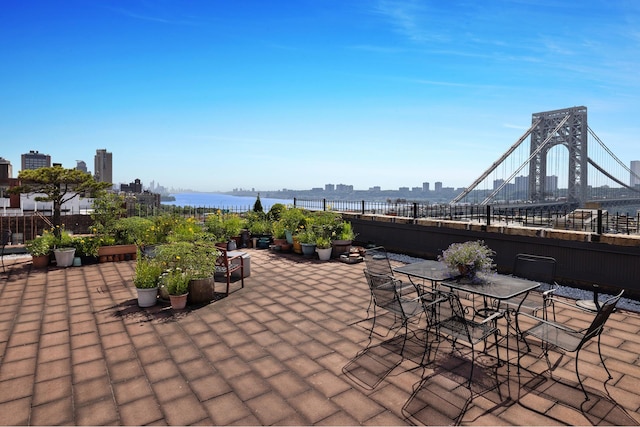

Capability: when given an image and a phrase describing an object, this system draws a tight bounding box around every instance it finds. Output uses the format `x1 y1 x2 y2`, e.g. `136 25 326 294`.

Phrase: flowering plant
439 240 495 277
164 268 190 295
134 256 163 289
25 232 55 256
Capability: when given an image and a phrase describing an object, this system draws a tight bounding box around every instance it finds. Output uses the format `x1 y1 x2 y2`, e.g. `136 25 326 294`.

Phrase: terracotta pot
169 293 189 310
31 254 50 269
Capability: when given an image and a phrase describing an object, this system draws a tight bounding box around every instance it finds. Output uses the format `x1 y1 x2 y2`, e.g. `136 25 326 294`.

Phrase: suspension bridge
451 106 640 210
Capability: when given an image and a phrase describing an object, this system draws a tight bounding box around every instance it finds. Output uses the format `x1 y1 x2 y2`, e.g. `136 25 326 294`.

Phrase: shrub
134 256 163 289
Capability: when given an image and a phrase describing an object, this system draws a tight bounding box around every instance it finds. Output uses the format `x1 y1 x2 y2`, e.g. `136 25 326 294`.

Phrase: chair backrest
363 269 400 310
364 246 393 277
513 253 557 284
583 290 624 342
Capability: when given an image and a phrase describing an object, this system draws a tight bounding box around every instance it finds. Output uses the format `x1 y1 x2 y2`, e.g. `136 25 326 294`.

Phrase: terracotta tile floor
1 249 639 425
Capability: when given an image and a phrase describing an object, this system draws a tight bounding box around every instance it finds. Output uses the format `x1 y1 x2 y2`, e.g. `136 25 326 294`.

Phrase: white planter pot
316 247 332 261
54 248 76 267
136 287 158 308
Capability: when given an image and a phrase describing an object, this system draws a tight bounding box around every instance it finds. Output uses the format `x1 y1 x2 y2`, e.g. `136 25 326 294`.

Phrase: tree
253 193 263 213
9 166 112 237
90 191 126 234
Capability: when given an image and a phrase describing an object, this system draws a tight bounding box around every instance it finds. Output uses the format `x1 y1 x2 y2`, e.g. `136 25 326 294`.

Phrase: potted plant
331 221 356 258
165 268 191 309
315 236 333 261
71 235 101 265
25 232 55 268
154 240 220 305
52 228 76 268
438 240 496 280
297 228 317 257
133 255 163 307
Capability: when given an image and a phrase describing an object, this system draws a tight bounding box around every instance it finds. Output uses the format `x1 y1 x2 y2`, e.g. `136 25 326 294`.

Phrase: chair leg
575 348 589 400
369 306 377 338
597 335 613 380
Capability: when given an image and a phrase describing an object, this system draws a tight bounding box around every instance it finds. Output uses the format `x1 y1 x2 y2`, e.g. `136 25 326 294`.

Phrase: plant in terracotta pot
154 240 220 304
164 268 191 309
438 240 496 281
25 232 55 268
133 255 163 307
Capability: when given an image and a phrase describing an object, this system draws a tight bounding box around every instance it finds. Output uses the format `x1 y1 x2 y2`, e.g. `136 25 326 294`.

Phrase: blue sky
1 0 639 193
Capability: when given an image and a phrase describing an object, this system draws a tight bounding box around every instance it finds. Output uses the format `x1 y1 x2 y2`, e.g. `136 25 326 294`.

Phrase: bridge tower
529 106 588 205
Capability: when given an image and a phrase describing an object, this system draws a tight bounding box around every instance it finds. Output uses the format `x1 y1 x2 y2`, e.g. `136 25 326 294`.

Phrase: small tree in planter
9 166 111 239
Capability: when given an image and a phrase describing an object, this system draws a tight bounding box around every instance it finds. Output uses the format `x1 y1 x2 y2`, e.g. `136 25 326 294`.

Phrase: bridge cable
480 115 570 205
450 118 542 204
588 127 640 184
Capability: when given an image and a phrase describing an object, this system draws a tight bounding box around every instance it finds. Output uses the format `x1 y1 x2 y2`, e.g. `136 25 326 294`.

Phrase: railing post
597 209 603 235
293 197 297 208
413 203 418 219
486 205 491 226
361 200 365 215
323 198 326 211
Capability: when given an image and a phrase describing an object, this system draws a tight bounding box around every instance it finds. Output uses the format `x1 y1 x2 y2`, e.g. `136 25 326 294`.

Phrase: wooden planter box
98 244 138 262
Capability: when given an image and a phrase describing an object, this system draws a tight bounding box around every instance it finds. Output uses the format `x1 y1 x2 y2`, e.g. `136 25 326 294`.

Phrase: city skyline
2 1 639 192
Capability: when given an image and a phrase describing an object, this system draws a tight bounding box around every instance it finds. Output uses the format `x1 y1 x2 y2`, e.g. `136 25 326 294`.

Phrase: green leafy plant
315 236 332 249
133 256 163 289
71 235 101 257
297 228 316 244
336 221 356 241
439 240 495 276
111 217 154 245
164 268 190 295
25 232 55 256
154 240 219 279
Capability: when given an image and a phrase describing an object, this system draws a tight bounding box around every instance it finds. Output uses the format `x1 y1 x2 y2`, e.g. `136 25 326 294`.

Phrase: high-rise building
422 182 430 192
21 150 51 170
0 157 12 180
434 182 443 192
631 161 640 188
76 160 88 173
94 149 113 184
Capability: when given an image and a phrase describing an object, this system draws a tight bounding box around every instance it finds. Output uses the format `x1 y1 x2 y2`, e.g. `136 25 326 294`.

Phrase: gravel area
388 252 640 313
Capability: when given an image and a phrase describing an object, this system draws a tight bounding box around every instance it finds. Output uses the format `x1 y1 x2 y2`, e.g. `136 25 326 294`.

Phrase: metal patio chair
363 246 417 313
363 269 444 361
434 290 504 387
501 253 559 316
517 289 624 400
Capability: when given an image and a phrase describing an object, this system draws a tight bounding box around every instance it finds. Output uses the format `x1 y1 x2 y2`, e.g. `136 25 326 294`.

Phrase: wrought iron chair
434 290 504 387
363 246 417 313
363 269 444 360
501 253 558 316
517 289 624 400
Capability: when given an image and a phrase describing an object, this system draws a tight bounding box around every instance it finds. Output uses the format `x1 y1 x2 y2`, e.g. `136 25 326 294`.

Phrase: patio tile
2 249 640 425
